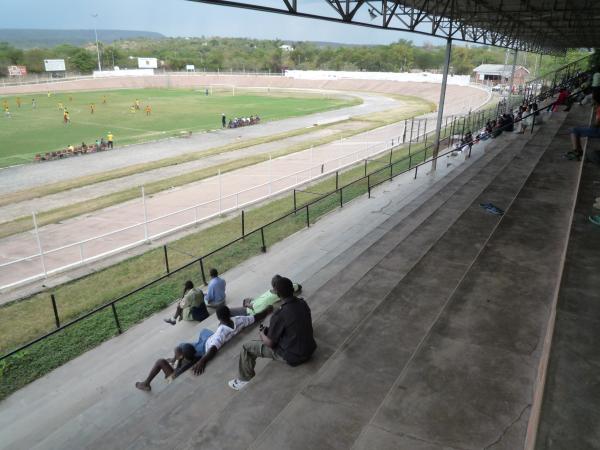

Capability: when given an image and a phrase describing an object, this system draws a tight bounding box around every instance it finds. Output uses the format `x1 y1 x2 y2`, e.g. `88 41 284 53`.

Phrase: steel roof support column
506 49 518 113
432 37 452 172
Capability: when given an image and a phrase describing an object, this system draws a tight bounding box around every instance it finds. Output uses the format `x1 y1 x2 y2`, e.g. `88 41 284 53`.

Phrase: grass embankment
0 88 356 167
0 137 431 400
0 95 432 239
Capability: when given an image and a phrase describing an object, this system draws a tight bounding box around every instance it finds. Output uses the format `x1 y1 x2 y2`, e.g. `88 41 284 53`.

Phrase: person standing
145 104 152 116
16 97 21 108
107 132 114 149
31 98 36 109
228 277 316 391
221 113 226 128
90 103 96 114
205 268 226 308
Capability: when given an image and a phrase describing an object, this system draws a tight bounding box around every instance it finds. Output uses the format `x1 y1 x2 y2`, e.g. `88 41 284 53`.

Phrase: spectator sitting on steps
205 268 226 308
164 280 208 325
565 103 600 162
228 274 302 317
228 276 316 391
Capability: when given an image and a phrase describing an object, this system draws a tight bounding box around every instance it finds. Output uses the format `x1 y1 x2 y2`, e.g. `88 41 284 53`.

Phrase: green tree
69 49 96 73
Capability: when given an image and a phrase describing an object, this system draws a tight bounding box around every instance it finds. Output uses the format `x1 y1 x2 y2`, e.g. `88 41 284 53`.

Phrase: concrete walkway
0 130 498 450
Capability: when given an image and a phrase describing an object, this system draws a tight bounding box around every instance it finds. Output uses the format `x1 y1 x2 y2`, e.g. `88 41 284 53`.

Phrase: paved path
0 133 493 449
0 87 490 291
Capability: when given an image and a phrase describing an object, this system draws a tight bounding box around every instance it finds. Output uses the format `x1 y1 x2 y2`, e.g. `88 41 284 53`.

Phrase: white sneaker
228 378 249 391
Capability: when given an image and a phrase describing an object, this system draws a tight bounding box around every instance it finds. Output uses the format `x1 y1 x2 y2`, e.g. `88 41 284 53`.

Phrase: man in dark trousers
221 113 226 128
228 276 316 390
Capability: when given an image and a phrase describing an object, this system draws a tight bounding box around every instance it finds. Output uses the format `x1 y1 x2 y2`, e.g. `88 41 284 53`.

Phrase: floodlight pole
92 14 102 72
506 50 518 113
432 37 452 172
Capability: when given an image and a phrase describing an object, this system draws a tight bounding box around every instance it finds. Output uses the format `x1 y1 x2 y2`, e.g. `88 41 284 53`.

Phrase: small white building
473 64 530 86
279 44 294 52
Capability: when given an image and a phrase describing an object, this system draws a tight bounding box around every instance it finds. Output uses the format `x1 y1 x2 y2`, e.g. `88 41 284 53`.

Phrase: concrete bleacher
0 105 590 449
535 118 600 450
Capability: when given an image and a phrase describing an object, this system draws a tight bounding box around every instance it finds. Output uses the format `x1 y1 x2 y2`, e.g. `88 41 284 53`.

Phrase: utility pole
92 13 102 72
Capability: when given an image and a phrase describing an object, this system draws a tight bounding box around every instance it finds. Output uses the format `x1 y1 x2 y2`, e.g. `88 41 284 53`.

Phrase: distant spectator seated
229 275 302 316
205 268 226 308
135 305 273 391
566 104 600 162
228 277 316 391
164 280 208 325
553 87 571 112
460 131 474 152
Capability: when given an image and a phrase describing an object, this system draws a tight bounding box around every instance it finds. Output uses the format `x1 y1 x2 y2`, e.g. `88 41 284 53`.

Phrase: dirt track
0 73 484 112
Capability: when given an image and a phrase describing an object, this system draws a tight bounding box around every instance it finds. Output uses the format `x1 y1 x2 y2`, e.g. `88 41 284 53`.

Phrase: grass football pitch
0 88 356 168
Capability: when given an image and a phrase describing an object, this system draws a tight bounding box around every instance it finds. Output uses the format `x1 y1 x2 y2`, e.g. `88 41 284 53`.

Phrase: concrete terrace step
77 125 529 450
0 117 543 450
167 123 564 449
535 112 600 450
354 110 583 450
1 129 511 450
235 115 566 450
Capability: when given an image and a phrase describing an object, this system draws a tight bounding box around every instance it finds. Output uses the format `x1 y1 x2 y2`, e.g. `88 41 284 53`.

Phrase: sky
0 0 444 46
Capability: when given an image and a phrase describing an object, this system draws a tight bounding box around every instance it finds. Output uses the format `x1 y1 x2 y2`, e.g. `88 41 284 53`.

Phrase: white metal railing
0 132 423 290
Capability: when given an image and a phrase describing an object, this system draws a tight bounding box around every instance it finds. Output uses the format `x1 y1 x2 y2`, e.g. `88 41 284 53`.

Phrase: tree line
0 36 591 79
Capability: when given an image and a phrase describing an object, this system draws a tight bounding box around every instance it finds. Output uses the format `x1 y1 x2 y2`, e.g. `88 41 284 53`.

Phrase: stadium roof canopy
188 0 600 53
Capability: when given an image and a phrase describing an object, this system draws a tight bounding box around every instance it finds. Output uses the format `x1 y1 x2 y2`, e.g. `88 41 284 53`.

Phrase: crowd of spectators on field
228 115 260 128
34 133 115 162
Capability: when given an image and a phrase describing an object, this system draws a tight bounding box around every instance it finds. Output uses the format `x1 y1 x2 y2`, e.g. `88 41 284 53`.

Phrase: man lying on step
135 305 273 391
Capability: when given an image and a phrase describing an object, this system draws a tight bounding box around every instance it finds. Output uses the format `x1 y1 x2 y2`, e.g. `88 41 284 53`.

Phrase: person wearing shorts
568 105 600 161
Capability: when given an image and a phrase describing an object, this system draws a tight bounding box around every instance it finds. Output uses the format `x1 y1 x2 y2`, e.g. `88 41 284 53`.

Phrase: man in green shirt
229 275 302 316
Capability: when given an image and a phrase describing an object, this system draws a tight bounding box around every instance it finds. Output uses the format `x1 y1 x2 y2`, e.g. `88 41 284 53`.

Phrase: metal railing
523 54 591 103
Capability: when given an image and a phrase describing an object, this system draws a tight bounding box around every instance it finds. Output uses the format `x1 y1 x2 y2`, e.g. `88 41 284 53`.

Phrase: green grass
0 88 355 167
0 140 427 400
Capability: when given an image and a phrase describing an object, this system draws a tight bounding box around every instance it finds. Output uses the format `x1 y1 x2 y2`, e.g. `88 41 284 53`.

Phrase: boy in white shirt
135 305 273 391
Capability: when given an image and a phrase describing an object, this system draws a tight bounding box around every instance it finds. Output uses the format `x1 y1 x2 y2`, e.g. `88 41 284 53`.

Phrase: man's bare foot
135 381 151 392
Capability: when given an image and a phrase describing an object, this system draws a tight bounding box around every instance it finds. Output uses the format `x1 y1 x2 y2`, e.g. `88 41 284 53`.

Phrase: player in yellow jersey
102 95 107 104
16 97 21 108
58 102 64 111
135 99 141 110
4 105 11 118
90 103 96 114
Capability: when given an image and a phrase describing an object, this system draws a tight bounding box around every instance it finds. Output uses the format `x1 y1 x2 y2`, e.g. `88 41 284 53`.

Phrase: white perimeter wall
285 70 471 86
93 69 155 78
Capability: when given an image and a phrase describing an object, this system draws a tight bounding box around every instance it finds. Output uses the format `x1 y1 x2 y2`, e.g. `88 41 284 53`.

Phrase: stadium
0 0 599 449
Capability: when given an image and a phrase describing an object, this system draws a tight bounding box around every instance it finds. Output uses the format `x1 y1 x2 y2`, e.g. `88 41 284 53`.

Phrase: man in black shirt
228 277 316 390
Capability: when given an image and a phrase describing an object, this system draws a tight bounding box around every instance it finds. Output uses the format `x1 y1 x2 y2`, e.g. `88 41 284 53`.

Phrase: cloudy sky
0 0 442 45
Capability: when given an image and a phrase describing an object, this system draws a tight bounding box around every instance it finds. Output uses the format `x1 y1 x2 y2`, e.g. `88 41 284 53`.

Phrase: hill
0 29 165 48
